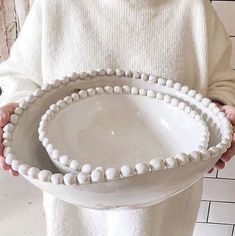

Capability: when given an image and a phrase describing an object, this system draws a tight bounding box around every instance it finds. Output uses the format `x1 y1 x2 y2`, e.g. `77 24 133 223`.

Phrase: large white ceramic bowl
39 86 209 176
2 69 233 209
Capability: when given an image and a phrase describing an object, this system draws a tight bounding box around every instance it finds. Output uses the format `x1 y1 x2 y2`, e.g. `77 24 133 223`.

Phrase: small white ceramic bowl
39 86 209 175
2 69 233 209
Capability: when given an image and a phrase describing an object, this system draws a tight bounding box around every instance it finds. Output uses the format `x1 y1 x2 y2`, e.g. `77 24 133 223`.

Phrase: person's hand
0 103 19 176
208 105 235 173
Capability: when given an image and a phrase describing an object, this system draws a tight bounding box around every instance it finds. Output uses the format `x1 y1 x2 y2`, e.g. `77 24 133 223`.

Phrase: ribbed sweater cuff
208 91 235 106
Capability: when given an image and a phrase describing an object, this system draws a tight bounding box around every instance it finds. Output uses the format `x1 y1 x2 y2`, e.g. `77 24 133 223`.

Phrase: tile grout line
204 177 235 181
202 200 235 204
206 201 211 223
231 225 235 236
197 222 235 226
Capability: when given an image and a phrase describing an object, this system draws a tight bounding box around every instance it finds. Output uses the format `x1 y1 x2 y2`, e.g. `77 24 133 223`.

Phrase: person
0 0 235 235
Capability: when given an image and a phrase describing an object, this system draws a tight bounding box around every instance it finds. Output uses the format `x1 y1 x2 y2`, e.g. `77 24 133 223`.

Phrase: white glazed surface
41 90 209 174
2 70 233 209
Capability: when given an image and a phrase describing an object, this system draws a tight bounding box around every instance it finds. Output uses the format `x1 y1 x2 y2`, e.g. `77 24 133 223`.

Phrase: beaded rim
2 69 233 186
38 85 210 179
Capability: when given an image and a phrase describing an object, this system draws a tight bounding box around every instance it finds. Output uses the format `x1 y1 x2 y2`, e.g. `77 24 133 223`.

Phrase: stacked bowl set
2 69 233 209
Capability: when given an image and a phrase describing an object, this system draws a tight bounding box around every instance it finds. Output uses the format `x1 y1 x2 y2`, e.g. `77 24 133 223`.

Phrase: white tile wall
194 1 235 236
218 158 235 179
194 223 233 236
197 201 210 223
202 178 235 202
209 202 235 224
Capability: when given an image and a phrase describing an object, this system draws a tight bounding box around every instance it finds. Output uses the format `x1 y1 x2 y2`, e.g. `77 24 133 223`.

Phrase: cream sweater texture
0 0 235 235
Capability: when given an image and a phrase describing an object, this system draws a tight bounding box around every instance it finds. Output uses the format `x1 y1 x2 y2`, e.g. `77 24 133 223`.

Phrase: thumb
221 105 235 126
227 114 235 126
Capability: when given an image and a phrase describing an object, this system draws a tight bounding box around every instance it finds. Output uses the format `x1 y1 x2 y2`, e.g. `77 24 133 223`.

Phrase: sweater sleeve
0 0 43 106
205 3 235 106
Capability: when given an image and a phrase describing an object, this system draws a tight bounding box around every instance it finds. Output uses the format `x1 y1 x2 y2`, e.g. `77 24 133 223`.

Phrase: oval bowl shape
2 69 233 209
39 87 209 174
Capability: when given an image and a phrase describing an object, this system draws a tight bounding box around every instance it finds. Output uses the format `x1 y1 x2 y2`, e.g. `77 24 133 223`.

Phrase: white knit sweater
0 0 235 235
0 0 235 106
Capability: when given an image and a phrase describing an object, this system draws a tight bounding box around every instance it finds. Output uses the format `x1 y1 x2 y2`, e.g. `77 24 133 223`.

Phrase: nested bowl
2 69 233 209
39 86 209 176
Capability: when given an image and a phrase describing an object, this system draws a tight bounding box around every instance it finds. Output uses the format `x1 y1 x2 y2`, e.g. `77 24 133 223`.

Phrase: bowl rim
38 85 210 179
2 69 233 186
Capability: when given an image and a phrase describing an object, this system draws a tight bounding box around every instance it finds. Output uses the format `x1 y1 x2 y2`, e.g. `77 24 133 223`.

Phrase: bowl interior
47 94 206 168
11 75 222 170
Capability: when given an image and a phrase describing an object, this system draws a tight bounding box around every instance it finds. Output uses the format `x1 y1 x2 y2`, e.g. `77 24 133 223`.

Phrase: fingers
215 160 225 170
208 167 214 174
0 156 11 171
0 143 3 156
221 137 235 162
0 103 19 177
221 146 235 163
214 125 234 170
10 169 19 177
222 133 235 161
0 113 10 128
227 114 235 126
0 156 19 176
0 103 17 127
1 162 11 171
0 103 17 113
0 128 3 142
219 116 235 162
0 155 5 166
221 153 233 163
221 105 235 125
